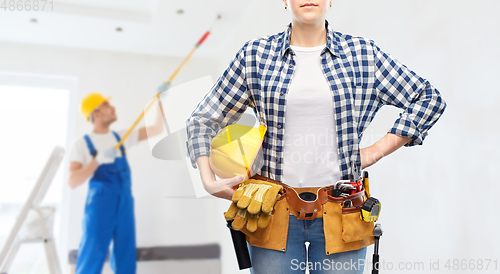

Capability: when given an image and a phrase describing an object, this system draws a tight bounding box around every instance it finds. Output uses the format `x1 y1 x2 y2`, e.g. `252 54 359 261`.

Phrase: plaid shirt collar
279 20 340 60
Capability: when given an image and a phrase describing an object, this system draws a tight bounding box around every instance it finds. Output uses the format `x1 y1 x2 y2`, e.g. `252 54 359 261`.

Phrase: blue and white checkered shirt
186 21 446 183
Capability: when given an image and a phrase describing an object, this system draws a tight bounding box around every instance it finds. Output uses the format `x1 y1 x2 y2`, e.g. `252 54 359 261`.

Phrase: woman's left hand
360 133 413 169
360 146 384 169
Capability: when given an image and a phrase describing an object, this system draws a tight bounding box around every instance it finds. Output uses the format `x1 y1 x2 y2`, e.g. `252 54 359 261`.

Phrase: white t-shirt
282 44 342 188
69 130 139 166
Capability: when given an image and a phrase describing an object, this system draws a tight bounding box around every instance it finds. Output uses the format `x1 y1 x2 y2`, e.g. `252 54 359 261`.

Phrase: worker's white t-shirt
282 44 342 188
69 130 139 166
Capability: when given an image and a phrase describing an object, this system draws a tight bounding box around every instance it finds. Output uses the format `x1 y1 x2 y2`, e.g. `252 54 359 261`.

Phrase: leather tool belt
251 174 365 220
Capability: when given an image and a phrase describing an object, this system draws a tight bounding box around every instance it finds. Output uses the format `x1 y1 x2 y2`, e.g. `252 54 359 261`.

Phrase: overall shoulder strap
83 135 97 158
112 131 126 155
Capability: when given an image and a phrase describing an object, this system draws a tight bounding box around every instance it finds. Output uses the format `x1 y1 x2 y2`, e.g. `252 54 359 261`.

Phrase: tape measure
358 197 381 222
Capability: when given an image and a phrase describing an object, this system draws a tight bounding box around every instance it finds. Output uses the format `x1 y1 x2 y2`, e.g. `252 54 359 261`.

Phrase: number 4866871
1 0 54 12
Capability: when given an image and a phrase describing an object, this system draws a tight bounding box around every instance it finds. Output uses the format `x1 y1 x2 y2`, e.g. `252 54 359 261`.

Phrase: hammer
372 223 383 274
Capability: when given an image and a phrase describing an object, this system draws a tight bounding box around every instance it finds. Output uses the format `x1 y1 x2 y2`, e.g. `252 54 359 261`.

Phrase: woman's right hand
205 174 245 200
195 155 245 200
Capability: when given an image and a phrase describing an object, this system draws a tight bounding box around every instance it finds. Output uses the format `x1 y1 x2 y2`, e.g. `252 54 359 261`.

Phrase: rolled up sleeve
372 41 446 146
185 44 252 168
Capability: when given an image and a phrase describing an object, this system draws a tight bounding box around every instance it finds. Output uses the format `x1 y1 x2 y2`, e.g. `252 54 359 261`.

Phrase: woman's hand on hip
360 146 384 169
360 133 413 169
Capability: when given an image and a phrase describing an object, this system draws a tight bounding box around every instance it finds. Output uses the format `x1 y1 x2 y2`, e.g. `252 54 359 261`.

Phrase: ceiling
0 0 460 59
0 0 290 58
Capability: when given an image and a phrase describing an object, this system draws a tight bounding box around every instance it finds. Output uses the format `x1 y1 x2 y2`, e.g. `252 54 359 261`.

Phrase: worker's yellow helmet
209 124 266 179
80 93 112 122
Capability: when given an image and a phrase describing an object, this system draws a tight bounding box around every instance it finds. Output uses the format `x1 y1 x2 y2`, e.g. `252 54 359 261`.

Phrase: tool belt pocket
241 197 290 251
341 207 374 243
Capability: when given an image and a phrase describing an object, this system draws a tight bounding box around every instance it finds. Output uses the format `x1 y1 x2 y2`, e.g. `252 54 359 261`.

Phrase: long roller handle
114 16 219 149
115 93 159 149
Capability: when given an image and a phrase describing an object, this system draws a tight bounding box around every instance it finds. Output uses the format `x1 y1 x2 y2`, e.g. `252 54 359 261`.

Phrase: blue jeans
249 215 367 274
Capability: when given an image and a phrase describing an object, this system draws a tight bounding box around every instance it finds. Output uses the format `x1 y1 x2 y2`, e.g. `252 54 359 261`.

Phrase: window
0 84 70 273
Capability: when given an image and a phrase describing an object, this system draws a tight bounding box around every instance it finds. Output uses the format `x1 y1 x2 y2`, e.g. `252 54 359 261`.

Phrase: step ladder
0 146 65 274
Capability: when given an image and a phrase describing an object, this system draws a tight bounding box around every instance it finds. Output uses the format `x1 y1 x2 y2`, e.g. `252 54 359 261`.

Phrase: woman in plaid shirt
187 0 446 273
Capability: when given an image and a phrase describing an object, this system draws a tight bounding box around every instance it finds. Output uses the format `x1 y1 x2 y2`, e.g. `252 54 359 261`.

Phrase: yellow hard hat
209 124 266 179
80 93 112 122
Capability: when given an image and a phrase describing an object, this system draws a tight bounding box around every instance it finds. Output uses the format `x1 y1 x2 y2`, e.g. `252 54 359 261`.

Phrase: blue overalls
76 132 136 274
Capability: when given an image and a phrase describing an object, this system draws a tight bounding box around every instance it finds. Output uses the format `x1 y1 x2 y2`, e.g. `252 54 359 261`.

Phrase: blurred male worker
68 92 162 274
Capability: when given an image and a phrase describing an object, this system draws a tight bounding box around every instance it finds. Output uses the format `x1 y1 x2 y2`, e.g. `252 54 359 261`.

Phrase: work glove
95 148 118 165
224 179 282 232
157 82 170 95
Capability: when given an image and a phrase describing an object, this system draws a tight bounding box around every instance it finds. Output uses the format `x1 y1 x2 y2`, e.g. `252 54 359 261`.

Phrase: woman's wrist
361 145 383 169
361 133 412 169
